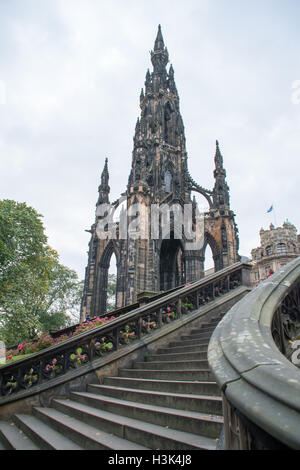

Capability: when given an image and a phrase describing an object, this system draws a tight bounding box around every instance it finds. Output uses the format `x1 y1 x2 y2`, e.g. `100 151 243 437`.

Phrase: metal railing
0 262 250 405
208 257 300 450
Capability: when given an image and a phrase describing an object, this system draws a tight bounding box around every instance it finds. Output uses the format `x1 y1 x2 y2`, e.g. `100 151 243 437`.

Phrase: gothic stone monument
81 26 240 319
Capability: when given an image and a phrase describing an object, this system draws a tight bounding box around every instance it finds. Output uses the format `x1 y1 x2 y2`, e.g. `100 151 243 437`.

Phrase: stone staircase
0 313 225 450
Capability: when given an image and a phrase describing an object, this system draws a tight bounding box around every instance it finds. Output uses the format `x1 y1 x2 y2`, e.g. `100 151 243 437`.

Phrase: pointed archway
95 241 120 315
204 243 215 275
159 236 185 291
202 232 223 273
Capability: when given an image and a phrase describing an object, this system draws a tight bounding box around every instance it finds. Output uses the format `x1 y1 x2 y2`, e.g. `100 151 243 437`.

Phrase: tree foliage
0 200 83 345
106 274 117 312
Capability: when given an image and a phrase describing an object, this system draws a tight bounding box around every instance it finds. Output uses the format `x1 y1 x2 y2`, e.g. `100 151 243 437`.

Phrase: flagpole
273 205 277 226
267 203 277 226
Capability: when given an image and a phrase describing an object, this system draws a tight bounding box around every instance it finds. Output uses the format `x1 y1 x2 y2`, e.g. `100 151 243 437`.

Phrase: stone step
156 345 208 354
13 414 82 450
189 332 214 339
148 351 207 362
33 406 148 450
134 360 209 370
195 321 219 329
0 421 39 450
71 391 223 439
104 377 220 396
169 338 210 347
194 322 218 328
190 327 216 335
88 384 223 415
118 368 214 381
210 317 222 323
181 334 213 341
52 398 217 450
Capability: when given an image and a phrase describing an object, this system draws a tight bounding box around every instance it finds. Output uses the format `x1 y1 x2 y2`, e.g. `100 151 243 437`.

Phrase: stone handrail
0 262 251 406
48 283 186 340
208 257 300 450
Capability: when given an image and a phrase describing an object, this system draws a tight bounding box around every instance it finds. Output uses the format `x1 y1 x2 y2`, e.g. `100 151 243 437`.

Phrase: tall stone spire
214 140 224 171
213 141 230 209
151 25 169 92
97 158 110 205
154 24 165 51
128 25 188 197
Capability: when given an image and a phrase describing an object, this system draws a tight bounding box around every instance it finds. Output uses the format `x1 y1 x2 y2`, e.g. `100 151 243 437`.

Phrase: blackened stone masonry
81 26 240 319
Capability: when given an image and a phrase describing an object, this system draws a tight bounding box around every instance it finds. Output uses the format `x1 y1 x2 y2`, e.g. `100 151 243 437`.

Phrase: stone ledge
208 257 300 449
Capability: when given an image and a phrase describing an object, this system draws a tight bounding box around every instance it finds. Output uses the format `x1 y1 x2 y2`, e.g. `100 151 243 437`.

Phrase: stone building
80 26 240 319
251 221 300 286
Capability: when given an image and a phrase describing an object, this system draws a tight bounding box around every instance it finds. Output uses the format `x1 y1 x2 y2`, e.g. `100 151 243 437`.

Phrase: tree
38 264 84 332
106 274 117 312
0 200 48 276
0 200 83 345
0 200 56 344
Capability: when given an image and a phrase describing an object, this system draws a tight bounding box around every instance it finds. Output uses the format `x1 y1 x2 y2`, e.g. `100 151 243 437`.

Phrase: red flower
18 344 23 351
7 355 12 360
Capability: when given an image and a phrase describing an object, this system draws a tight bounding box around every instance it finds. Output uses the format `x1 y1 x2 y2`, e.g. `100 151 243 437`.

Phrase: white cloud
1 0 300 278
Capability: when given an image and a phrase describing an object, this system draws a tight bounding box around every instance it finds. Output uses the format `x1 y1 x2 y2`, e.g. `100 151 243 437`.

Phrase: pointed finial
168 63 178 96
134 117 142 142
151 25 169 82
145 69 151 87
145 68 153 94
215 140 224 170
97 158 110 206
154 24 164 51
101 158 109 184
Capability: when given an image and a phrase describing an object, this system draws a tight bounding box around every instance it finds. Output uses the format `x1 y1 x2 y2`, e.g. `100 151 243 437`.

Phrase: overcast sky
1 0 300 278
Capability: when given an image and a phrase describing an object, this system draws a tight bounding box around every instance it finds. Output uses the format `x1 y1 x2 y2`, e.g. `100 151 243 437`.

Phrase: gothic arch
159 235 185 291
95 241 121 315
191 188 213 210
164 160 175 175
202 232 223 272
164 100 174 113
164 169 172 193
99 240 120 268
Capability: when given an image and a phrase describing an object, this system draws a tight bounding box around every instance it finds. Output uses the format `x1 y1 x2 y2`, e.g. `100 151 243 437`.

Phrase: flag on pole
267 205 273 213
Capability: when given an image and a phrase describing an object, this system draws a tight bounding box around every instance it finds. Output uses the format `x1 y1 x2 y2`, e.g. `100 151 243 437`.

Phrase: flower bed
5 315 120 363
182 297 193 312
3 302 181 365
164 306 176 323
